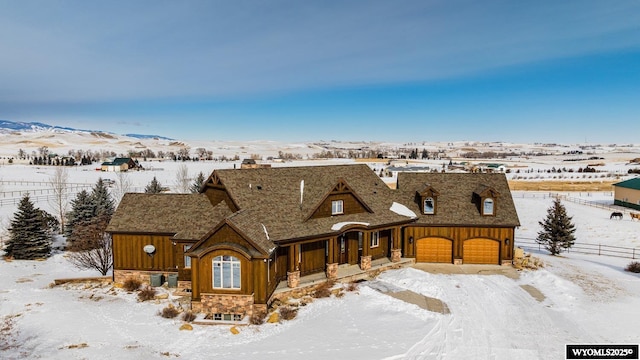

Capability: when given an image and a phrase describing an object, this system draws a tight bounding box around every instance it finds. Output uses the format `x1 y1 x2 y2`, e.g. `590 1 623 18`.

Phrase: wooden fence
515 237 638 260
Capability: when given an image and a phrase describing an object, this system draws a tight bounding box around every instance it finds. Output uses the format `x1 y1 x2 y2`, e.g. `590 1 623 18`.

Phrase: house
107 164 519 321
612 177 640 211
240 158 271 169
101 157 138 172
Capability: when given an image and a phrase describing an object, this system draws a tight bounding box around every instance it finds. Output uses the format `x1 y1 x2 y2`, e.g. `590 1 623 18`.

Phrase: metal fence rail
516 237 638 260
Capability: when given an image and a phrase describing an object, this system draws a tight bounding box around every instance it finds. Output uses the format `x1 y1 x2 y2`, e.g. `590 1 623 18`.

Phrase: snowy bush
137 286 156 302
279 306 298 321
159 305 179 319
625 261 640 273
182 311 197 322
123 278 142 292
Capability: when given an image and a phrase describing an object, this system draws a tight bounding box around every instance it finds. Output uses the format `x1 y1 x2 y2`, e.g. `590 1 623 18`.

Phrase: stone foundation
390 249 402 262
326 263 338 280
453 258 463 265
501 260 513 266
174 280 192 296
192 293 255 319
287 271 300 288
114 269 172 286
359 255 372 271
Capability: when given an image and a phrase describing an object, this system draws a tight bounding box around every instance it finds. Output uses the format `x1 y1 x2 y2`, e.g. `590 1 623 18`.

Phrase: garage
416 237 452 263
463 238 499 264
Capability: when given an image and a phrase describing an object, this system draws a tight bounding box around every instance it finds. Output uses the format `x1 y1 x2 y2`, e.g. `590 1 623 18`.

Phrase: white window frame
331 200 344 215
483 198 494 215
370 231 380 248
183 244 192 268
423 197 435 214
212 255 241 289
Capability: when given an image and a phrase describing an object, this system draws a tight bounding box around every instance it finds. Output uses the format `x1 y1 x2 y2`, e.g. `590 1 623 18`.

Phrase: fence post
598 244 601 256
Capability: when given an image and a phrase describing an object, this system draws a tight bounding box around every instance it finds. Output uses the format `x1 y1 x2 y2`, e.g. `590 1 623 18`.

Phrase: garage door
463 239 499 264
416 237 452 263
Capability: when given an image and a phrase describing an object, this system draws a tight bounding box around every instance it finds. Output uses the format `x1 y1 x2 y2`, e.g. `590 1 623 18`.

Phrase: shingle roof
214 164 414 242
106 193 232 241
613 177 640 191
395 173 520 227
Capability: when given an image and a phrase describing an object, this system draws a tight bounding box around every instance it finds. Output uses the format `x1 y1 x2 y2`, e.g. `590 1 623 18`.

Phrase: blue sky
1 0 639 143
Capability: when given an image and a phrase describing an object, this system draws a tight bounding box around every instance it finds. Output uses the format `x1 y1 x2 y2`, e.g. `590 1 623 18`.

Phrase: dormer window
483 198 494 215
331 200 344 215
423 197 435 214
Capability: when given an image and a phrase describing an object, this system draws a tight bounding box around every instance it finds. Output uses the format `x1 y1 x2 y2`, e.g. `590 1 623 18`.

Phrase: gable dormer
307 178 373 220
202 172 239 212
416 184 440 215
472 184 500 216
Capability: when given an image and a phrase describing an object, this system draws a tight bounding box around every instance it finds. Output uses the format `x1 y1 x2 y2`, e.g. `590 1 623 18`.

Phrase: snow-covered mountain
0 119 172 140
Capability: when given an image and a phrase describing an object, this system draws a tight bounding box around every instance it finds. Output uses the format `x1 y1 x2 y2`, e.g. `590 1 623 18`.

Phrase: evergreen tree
145 176 164 194
65 190 95 245
536 197 576 255
190 171 206 193
421 149 429 159
6 194 52 259
92 178 115 217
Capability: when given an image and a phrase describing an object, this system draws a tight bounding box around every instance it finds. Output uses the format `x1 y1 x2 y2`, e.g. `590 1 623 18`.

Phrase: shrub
312 281 333 299
160 305 179 319
249 312 266 325
625 261 640 273
137 286 156 302
123 278 142 292
182 311 197 322
279 306 298 321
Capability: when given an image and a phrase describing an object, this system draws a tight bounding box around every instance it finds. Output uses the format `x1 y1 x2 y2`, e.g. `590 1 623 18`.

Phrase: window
183 244 192 268
331 200 344 215
213 313 243 322
483 198 494 215
423 197 435 214
213 255 241 289
370 231 380 248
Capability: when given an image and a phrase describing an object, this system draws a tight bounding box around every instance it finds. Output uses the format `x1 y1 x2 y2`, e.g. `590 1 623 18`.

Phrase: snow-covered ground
1 157 640 360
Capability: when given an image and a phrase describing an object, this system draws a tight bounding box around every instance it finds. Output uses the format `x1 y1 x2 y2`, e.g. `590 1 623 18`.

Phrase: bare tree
177 146 191 161
174 164 191 193
113 171 133 205
48 167 69 234
67 215 113 275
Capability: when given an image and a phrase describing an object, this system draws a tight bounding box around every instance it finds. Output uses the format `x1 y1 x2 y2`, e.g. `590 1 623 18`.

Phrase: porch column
391 227 402 262
360 231 372 270
287 245 300 288
326 237 338 280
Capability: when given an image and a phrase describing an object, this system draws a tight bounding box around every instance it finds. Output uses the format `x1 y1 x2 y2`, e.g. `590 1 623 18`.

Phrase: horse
610 211 623 220
631 212 640 221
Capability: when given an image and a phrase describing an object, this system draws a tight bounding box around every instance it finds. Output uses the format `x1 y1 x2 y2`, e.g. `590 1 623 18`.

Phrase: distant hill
0 119 173 140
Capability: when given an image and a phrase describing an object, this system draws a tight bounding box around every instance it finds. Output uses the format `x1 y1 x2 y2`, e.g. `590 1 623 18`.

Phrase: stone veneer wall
192 293 256 318
113 269 174 285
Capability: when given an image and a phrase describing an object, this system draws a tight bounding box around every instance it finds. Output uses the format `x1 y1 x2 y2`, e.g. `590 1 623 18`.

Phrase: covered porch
270 256 415 302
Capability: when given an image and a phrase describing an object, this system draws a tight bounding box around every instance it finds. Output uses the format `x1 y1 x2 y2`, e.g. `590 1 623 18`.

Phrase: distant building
240 158 271 169
612 177 640 211
101 158 138 172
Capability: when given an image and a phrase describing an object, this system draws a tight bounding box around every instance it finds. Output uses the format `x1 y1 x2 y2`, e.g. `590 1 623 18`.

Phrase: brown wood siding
203 187 238 211
112 233 177 271
198 224 259 254
300 241 326 276
369 230 390 260
275 247 288 283
197 249 253 296
175 240 196 281
252 258 268 304
403 226 514 261
310 193 369 219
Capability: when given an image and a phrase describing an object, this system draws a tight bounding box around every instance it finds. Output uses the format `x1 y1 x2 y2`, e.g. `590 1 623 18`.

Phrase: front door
339 236 348 264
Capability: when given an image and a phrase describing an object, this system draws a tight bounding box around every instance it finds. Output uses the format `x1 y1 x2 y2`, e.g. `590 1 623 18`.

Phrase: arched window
483 198 494 215
213 255 241 289
423 197 435 214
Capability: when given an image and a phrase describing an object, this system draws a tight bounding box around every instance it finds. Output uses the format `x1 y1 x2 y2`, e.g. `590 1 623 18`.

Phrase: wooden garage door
416 237 452 263
463 239 499 264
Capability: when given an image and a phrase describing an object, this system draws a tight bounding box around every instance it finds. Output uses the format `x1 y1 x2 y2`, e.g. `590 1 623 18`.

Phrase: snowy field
1 160 640 360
